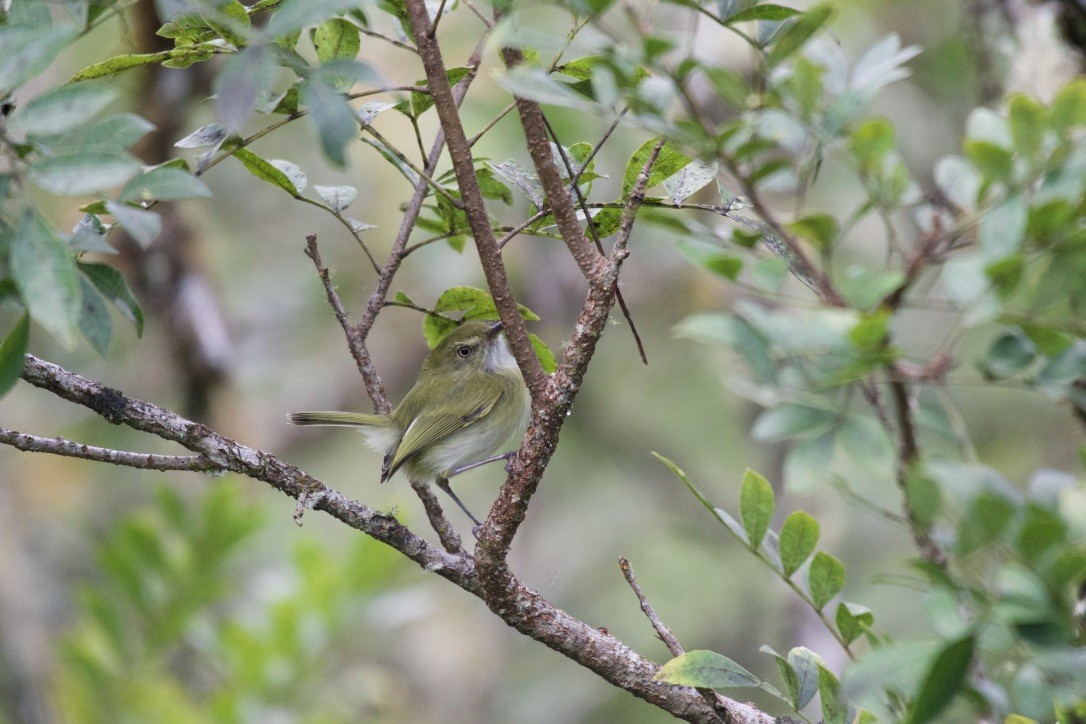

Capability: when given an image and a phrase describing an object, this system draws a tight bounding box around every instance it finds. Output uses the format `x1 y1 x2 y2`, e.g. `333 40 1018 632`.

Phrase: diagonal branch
6 353 773 723
404 0 547 400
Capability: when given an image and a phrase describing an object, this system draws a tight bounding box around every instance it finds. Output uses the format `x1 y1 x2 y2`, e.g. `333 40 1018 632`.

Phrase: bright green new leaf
69 50 180 82
312 18 360 64
807 551 846 609
779 510 819 577
412 67 471 117
654 650 760 689
530 333 557 374
788 213 836 250
907 636 975 724
623 137 692 195
77 275 112 357
849 117 894 173
78 262 144 336
1050 78 1086 133
233 147 301 195
739 468 775 550
11 211 80 349
0 314 30 398
6 83 118 137
677 240 743 279
965 140 1013 181
703 67 749 107
1007 93 1047 159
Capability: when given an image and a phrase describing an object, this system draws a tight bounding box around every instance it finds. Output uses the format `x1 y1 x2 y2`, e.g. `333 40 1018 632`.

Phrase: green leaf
818 664 847 724
1007 93 1046 159
904 468 941 532
654 650 760 689
11 211 80 349
530 333 557 374
59 113 155 154
312 18 360 64
751 404 835 441
301 79 358 167
788 213 837 250
77 275 112 357
837 265 904 310
907 636 975 724
233 147 301 195
119 166 212 202
422 313 458 349
725 4 801 23
1050 78 1086 134
979 329 1036 379
763 647 802 709
978 195 1027 261
0 314 30 399
663 160 717 206
27 152 141 195
68 50 177 82
494 67 598 113
269 159 308 192
806 551 845 609
703 67 749 107
766 5 834 66
677 240 742 279
849 117 895 174
623 137 692 195
0 23 79 95
788 647 822 709
836 601 874 644
78 262 144 336
6 83 118 137
779 510 819 577
739 468 775 550
412 67 470 117
433 286 540 321
965 139 1013 181
105 201 162 247
1017 504 1066 564
392 290 414 305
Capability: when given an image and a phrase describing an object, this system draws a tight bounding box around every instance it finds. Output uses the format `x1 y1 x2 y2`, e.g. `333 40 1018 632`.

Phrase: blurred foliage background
1 0 1084 722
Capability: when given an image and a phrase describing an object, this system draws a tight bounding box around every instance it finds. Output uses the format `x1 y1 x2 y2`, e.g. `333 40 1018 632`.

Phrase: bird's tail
288 411 391 427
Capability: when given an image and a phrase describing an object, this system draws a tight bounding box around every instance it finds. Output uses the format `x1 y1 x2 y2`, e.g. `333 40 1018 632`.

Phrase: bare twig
619 558 728 724
0 428 218 472
304 235 389 411
410 478 465 554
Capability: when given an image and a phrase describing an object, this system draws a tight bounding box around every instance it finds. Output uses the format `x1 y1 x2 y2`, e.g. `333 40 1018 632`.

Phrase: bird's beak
487 320 503 339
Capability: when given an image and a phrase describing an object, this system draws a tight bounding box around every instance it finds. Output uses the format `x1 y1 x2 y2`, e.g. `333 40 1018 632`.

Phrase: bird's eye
456 345 472 358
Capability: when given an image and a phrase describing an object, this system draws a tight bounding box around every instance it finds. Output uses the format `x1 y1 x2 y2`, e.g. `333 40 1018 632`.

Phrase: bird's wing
384 385 502 481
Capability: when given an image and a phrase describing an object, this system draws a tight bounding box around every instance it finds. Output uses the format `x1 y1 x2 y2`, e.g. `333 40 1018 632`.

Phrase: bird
289 319 530 527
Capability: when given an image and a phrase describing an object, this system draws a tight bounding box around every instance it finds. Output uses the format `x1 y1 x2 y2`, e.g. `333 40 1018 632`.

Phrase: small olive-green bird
289 320 530 526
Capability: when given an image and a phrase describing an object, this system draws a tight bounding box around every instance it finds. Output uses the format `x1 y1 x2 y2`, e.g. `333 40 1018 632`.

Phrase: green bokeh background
1 1 1082 721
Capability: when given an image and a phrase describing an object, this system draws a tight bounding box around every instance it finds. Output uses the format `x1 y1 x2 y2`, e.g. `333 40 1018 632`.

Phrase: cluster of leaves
0 1 178 395
54 481 403 721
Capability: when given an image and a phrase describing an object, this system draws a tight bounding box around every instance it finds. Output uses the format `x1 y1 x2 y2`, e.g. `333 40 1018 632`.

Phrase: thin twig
542 113 647 364
467 101 517 147
410 478 465 554
0 428 218 472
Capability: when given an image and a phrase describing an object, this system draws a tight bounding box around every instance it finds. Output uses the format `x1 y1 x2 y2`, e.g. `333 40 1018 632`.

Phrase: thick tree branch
498 47 604 280
403 0 548 400
6 354 773 723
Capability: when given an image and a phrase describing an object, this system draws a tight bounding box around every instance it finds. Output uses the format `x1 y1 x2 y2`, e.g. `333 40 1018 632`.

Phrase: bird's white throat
485 335 518 372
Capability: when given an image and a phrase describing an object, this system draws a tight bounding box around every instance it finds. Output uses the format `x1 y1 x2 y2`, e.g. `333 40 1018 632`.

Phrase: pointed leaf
740 468 775 550
818 664 847 724
105 201 162 247
175 123 228 149
119 166 212 202
11 211 80 349
28 152 141 195
530 332 557 374
788 647 822 709
78 262 144 336
233 147 300 195
766 5 834 66
907 636 975 724
807 551 846 609
0 313 30 398
836 601 874 644
623 137 692 194
77 275 112 357
6 82 118 137
314 184 357 211
654 650 760 689
779 510 819 577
